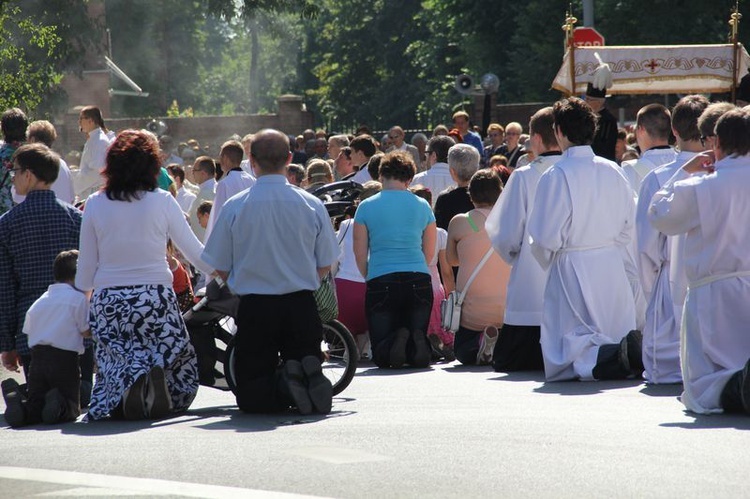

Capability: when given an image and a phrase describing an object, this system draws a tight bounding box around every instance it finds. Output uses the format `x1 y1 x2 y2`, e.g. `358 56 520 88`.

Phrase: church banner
552 44 750 95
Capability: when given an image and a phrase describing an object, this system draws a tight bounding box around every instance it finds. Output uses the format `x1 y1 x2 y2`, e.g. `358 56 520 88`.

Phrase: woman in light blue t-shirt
353 151 436 368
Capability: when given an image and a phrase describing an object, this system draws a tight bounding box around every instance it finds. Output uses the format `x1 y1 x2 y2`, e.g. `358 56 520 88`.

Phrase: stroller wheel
321 320 357 396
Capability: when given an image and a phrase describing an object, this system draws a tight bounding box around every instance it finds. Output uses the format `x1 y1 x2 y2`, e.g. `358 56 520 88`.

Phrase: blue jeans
365 272 433 367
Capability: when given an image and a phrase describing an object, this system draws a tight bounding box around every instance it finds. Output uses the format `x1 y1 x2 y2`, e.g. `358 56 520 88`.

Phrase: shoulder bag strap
456 247 495 306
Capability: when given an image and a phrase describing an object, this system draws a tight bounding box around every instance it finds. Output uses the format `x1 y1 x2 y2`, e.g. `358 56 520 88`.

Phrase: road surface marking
0 466 327 498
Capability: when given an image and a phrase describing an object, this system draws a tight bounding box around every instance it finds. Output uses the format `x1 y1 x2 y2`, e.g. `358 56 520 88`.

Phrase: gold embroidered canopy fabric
552 44 750 95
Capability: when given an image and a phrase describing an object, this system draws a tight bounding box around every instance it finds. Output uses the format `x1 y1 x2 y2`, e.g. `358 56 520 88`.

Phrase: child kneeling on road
2 250 90 427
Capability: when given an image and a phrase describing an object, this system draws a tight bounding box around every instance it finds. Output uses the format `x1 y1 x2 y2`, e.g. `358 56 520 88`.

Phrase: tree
104 0 221 117
300 0 430 131
202 0 319 114
195 13 306 115
15 0 104 116
0 3 63 113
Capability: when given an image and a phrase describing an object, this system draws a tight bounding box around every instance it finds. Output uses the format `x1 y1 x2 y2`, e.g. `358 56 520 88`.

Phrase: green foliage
201 0 320 20
299 0 750 129
0 4 63 112
191 13 305 116
167 100 193 117
19 0 749 127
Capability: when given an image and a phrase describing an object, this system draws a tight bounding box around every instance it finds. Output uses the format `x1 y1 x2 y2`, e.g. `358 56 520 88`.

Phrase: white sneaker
477 326 499 365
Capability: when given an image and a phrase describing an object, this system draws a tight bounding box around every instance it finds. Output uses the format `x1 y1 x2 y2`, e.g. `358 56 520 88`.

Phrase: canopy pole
562 6 578 96
730 1 742 103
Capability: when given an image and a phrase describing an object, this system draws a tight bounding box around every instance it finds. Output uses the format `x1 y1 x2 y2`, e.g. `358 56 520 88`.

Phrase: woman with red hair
76 130 213 421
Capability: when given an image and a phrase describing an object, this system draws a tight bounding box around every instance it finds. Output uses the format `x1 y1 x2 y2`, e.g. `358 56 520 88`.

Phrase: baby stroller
183 279 357 396
309 180 364 226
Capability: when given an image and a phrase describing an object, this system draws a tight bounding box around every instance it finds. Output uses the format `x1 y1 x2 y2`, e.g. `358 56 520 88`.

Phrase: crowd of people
2 90 750 426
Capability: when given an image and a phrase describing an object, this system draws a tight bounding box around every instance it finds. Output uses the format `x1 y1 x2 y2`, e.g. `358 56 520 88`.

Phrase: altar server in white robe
485 106 561 372
637 96 715 384
621 104 676 196
620 104 676 334
648 108 750 415
204 140 256 242
528 97 642 382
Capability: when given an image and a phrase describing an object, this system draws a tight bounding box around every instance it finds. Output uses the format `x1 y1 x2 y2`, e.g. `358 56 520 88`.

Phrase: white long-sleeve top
649 154 750 413
485 153 560 326
204 169 255 243
527 146 636 381
76 189 213 291
75 128 113 198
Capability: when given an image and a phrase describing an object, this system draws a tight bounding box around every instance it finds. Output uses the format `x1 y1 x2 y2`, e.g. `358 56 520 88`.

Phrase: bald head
250 129 292 174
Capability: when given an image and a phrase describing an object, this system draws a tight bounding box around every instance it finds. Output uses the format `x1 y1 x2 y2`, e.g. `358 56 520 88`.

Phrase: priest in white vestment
528 97 641 382
649 108 750 415
485 107 560 372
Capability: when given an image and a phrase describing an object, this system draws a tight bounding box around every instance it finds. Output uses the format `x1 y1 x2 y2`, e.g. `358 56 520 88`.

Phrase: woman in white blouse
76 130 213 421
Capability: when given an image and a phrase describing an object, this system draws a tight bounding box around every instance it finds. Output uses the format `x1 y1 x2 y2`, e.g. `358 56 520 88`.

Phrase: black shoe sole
146 366 172 419
410 330 431 368
390 328 410 368
284 360 313 415
41 389 67 424
626 330 644 374
741 359 750 414
122 374 147 420
302 356 332 414
3 392 25 428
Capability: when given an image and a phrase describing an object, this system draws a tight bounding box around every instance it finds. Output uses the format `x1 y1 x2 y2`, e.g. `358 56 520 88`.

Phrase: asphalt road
1 360 749 498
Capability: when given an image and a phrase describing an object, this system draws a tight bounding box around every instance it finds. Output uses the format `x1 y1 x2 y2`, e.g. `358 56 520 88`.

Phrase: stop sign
573 27 605 47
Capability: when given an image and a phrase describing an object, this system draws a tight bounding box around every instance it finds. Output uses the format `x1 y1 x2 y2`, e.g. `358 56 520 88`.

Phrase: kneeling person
202 129 338 415
2 250 89 427
528 97 642 381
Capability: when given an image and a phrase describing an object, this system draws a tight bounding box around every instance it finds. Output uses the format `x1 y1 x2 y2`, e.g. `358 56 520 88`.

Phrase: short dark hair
53 249 78 283
220 140 244 166
1 108 28 143
489 155 508 167
528 106 557 149
379 151 416 182
636 104 672 141
12 143 60 184
80 106 107 132
428 135 456 163
552 97 597 146
697 102 737 138
715 108 750 157
104 129 160 202
196 200 213 217
350 134 377 158
468 169 502 206
366 153 384 181
671 95 709 142
286 163 305 185
167 164 185 182
193 156 216 176
409 184 432 205
27 120 57 147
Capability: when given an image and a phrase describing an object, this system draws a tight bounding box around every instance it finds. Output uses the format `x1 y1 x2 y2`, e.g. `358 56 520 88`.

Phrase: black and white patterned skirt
87 284 199 420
